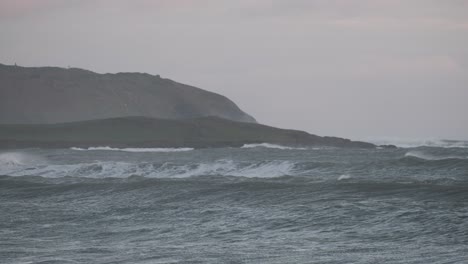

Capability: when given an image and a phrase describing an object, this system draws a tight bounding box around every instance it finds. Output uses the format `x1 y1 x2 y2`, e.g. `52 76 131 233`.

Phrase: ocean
1 142 467 263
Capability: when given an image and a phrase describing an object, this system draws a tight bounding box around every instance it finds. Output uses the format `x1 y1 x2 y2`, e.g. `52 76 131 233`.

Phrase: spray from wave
0 152 44 167
241 143 307 150
70 147 194 152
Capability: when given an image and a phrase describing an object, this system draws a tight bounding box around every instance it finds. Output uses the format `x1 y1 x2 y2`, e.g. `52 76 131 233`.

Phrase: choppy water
1 143 468 263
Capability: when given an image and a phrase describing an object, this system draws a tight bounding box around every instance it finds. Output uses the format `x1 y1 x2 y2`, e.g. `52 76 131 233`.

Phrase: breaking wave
0 159 304 179
365 138 468 148
0 152 44 167
241 143 307 150
338 174 351 181
70 147 194 152
2 148 466 185
404 151 468 161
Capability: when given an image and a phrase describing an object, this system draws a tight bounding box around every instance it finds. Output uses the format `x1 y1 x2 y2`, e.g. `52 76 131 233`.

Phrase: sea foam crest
338 174 351 181
241 143 307 150
70 147 194 152
365 138 468 148
0 152 43 167
404 151 468 161
0 153 25 167
2 159 300 179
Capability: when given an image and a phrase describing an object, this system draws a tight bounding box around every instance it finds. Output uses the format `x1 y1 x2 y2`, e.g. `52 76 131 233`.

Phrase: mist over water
1 143 467 263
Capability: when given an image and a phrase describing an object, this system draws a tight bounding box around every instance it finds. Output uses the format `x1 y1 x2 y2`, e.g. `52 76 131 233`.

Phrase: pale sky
1 0 467 140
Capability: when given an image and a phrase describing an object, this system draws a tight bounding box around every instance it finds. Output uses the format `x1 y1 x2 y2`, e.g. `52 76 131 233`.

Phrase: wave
0 159 306 179
241 143 307 150
70 147 194 152
364 138 468 148
2 157 465 189
404 151 468 161
0 152 44 167
338 174 351 181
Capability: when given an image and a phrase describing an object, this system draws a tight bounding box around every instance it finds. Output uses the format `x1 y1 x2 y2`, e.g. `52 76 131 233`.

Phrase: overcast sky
1 0 467 140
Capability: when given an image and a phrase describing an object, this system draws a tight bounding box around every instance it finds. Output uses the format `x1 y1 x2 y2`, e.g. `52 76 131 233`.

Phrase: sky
1 0 467 140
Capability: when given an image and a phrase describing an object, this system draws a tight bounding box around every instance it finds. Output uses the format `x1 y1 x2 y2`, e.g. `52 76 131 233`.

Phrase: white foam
404 151 467 161
230 160 297 178
2 159 300 179
0 153 25 167
0 152 44 167
241 143 307 150
338 174 351 181
142 160 298 178
0 152 46 176
362 137 468 148
70 147 194 152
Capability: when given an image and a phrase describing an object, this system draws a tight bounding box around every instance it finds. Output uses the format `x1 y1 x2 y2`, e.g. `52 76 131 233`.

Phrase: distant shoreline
0 116 378 150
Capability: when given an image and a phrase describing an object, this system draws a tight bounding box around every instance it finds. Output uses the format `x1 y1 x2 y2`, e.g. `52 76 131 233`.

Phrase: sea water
1 142 467 263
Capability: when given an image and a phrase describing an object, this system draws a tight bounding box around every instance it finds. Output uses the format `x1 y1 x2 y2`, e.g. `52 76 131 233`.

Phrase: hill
0 63 255 124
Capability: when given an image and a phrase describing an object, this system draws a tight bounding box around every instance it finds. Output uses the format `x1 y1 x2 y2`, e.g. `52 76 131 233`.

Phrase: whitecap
362 137 468 148
404 151 467 161
70 147 194 152
0 152 45 167
0 152 46 175
241 143 307 150
2 159 300 179
338 174 351 181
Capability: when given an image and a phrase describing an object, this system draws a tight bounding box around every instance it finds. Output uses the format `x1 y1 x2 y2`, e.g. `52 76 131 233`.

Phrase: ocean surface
1 141 467 263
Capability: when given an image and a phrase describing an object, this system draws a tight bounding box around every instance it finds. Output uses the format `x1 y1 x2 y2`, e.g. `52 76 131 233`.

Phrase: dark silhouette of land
0 63 255 124
0 63 385 149
0 116 376 149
